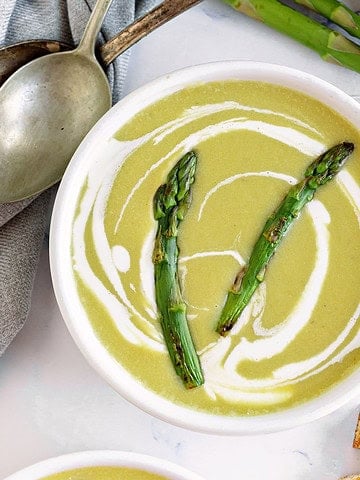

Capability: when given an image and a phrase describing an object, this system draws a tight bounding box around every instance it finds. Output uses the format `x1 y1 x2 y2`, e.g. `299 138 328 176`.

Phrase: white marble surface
1 1 360 478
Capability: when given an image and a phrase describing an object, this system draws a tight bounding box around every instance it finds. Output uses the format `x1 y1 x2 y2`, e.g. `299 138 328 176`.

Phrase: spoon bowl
0 51 110 201
0 0 113 203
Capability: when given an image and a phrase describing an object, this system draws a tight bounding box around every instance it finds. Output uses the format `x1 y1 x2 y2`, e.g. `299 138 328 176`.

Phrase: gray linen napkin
0 0 158 356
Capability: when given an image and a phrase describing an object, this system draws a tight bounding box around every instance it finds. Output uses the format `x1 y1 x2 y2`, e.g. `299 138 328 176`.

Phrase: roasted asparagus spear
216 142 355 336
153 151 204 388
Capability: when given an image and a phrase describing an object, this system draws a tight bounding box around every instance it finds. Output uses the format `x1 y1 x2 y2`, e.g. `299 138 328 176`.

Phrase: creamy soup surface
41 466 169 480
72 81 360 415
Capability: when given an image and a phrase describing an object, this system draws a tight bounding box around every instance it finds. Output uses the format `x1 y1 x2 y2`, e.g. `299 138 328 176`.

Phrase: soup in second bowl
41 466 169 480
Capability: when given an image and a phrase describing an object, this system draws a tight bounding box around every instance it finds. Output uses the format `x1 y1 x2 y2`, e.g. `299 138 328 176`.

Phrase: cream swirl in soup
72 81 360 415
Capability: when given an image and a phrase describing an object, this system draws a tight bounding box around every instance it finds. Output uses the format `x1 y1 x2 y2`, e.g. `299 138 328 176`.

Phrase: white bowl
4 451 204 480
50 60 360 435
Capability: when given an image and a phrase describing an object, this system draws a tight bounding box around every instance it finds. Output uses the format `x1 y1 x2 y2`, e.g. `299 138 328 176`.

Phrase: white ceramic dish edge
3 450 204 480
50 60 360 436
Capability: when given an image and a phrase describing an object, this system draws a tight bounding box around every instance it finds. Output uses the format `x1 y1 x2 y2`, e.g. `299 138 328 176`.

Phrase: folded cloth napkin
0 0 158 356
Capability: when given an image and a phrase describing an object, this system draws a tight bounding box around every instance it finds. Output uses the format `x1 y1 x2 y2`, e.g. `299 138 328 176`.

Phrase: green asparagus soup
72 80 360 415
41 467 169 480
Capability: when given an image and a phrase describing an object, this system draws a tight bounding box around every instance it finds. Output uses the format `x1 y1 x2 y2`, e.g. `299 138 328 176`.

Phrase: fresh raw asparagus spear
223 0 360 74
216 142 354 336
153 151 204 388
294 0 360 40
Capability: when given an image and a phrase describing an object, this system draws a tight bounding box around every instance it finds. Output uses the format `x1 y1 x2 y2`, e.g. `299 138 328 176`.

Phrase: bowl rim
50 59 360 436
3 450 204 480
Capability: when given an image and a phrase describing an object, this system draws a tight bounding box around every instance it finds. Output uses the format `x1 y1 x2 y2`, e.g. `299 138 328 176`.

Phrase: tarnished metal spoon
0 0 114 203
0 0 201 203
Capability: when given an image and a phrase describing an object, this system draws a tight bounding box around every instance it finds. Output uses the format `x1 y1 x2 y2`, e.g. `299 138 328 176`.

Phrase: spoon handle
99 0 202 66
77 0 113 58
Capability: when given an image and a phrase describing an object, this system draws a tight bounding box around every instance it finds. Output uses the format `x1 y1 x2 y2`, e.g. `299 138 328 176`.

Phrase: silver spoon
0 0 113 203
0 0 201 203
